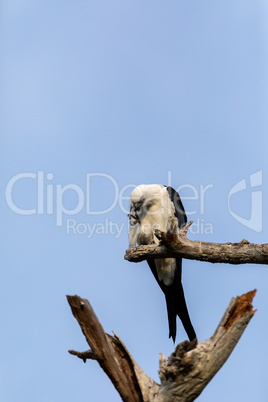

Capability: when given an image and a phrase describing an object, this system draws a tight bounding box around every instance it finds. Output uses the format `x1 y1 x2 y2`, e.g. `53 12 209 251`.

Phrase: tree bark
67 295 157 401
67 290 256 402
124 221 268 265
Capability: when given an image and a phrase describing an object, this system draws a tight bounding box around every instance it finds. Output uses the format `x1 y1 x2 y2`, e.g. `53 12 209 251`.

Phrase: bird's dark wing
165 186 187 229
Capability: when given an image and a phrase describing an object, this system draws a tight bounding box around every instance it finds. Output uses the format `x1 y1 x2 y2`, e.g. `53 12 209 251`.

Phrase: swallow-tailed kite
128 184 196 342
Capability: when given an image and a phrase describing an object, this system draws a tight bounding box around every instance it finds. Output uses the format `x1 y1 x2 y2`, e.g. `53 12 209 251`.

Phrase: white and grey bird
128 184 196 342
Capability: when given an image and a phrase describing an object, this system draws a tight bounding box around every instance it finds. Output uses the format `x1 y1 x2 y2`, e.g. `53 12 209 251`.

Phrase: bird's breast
137 211 165 245
137 223 154 245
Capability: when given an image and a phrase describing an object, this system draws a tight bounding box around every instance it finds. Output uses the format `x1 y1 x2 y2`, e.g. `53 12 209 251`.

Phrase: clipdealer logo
4 171 214 235
227 170 263 232
4 170 263 236
5 172 131 227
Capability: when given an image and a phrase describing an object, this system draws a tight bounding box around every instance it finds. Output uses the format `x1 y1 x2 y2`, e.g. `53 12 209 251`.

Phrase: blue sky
1 1 268 401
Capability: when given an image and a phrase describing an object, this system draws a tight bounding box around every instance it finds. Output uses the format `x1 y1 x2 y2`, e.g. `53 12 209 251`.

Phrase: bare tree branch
68 349 96 363
67 295 158 402
67 290 256 401
158 289 256 401
124 221 268 265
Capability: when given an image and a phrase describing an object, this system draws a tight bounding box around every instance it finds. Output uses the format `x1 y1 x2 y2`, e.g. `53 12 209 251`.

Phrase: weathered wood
67 290 256 401
157 290 256 401
67 295 159 401
124 221 268 265
68 349 96 362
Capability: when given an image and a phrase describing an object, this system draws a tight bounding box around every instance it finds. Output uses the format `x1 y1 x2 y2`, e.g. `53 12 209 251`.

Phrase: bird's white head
130 184 164 208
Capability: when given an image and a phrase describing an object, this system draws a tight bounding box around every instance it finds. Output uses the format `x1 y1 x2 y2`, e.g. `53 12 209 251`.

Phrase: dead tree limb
67 295 158 402
124 221 268 265
67 290 256 402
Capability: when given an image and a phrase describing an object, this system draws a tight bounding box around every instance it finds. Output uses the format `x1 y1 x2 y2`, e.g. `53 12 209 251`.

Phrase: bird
128 184 196 343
